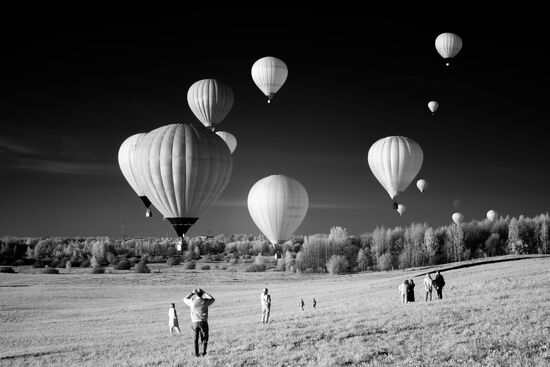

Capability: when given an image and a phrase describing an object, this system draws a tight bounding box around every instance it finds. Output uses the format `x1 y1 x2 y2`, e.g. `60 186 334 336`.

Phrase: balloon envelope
215 131 237 154
452 212 463 225
487 210 497 222
247 175 309 244
134 123 233 237
187 79 234 128
367 136 424 200
397 204 406 216
428 101 439 114
251 56 288 103
417 179 428 193
118 133 152 211
435 33 463 64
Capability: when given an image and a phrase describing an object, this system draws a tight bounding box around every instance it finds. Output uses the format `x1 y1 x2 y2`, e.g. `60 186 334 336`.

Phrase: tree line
1 213 548 274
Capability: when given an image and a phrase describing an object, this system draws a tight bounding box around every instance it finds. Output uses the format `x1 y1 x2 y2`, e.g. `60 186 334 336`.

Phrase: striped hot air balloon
118 133 152 217
134 123 233 241
247 175 309 245
435 33 463 66
367 136 424 205
251 56 288 103
187 79 234 130
215 131 237 154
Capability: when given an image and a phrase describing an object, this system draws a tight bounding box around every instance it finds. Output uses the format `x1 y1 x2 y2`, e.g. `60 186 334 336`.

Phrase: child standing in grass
169 303 181 334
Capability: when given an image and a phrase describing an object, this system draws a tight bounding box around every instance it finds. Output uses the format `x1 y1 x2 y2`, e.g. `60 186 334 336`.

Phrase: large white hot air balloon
428 101 439 115
417 179 429 193
368 136 424 206
435 33 463 66
134 123 233 242
397 204 406 216
487 210 497 222
187 79 234 130
247 175 309 245
452 212 463 226
251 56 288 103
215 131 237 154
118 133 153 217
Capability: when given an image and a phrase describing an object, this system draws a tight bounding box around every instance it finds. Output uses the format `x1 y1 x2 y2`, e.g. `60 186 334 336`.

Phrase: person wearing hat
183 288 215 357
260 288 271 324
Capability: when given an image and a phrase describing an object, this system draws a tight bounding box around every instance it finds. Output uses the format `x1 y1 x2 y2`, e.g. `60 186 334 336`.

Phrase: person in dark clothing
407 279 415 302
434 271 445 299
184 289 215 357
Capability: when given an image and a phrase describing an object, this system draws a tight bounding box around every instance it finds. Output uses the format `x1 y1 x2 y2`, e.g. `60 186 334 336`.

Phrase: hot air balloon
134 123 233 245
435 32 463 66
453 199 461 208
417 179 429 193
247 175 309 246
187 79 234 130
367 136 424 208
251 56 288 103
397 204 406 216
452 212 463 226
118 133 153 217
428 101 439 115
487 210 497 222
215 131 237 154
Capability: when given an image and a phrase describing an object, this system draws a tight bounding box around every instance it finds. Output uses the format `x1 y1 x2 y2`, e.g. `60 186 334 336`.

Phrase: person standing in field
66 260 72 274
168 303 181 334
434 271 445 299
407 279 415 302
398 280 409 303
184 289 215 357
424 273 433 301
261 288 271 324
299 298 304 310
312 298 317 308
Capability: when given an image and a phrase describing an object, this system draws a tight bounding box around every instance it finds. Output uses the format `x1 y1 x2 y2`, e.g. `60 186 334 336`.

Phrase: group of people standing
399 271 446 303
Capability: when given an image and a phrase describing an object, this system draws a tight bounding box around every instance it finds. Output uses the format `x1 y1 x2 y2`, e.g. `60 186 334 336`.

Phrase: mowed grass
1 257 550 367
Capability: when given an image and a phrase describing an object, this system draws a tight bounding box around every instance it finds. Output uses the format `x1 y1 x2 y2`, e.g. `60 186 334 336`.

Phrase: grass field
1 256 550 366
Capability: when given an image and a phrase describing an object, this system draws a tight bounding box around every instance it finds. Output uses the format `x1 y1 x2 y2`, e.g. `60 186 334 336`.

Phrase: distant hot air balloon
428 101 439 115
118 133 153 217
453 199 461 208
251 56 288 103
487 210 497 222
452 212 463 226
397 204 406 216
417 179 429 193
134 123 233 244
187 79 234 130
435 32 463 66
215 131 237 154
368 136 424 208
247 175 309 245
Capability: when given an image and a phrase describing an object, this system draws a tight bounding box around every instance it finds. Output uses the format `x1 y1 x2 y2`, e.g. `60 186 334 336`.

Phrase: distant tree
539 221 548 254
25 246 34 259
378 253 393 272
326 255 349 275
507 218 527 254
485 233 501 257
424 228 436 264
329 226 348 243
356 249 369 271
454 225 464 262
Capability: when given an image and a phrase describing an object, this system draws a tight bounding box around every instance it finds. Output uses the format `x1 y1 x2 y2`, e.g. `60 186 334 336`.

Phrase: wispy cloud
0 124 117 175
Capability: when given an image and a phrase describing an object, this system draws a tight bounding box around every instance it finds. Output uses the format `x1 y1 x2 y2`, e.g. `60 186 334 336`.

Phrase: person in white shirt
261 288 271 324
184 289 215 357
168 303 181 334
424 273 433 302
398 280 409 303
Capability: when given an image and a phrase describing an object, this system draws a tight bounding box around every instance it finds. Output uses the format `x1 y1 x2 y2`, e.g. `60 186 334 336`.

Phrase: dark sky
1 8 548 238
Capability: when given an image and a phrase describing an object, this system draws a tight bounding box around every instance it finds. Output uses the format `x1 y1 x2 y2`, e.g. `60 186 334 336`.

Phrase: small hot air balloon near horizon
251 56 288 103
435 32 463 66
397 204 406 216
487 210 497 222
368 136 424 209
134 123 233 245
452 212 463 226
428 101 439 115
215 131 237 154
247 175 309 246
187 79 234 130
118 133 153 217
